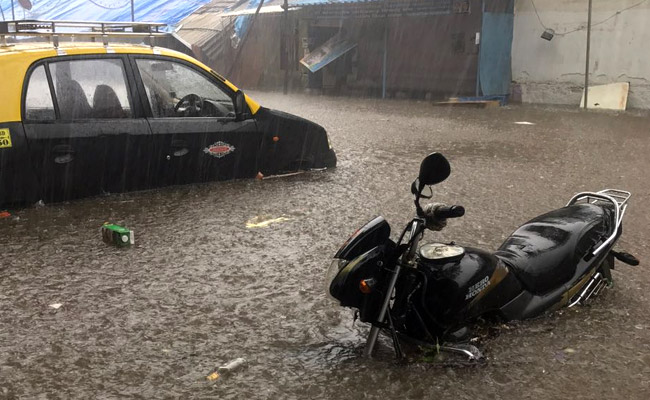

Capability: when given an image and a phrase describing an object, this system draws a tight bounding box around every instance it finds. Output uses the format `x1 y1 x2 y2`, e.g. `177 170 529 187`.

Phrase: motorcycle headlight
324 258 348 300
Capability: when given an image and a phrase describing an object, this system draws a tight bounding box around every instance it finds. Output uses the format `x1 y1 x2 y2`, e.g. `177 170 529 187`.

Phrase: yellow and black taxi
0 21 336 205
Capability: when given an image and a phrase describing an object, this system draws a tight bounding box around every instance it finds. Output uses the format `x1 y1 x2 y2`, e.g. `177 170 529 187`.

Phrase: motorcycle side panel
500 243 612 320
334 216 391 261
418 247 523 326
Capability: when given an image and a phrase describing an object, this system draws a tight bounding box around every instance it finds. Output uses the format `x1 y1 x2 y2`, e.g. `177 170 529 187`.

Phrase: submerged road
1 92 649 398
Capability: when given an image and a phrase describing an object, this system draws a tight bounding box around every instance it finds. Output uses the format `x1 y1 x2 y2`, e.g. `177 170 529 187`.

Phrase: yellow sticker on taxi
0 128 12 148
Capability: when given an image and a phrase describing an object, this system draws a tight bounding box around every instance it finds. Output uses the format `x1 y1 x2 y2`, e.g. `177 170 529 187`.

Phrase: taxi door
22 57 153 202
129 56 262 187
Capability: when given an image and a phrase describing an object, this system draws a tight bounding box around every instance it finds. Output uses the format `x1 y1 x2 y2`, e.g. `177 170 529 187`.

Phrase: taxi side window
49 59 133 120
136 59 234 118
24 65 56 121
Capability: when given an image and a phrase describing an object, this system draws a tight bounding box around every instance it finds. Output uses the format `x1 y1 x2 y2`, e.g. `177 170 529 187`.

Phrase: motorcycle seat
495 204 612 295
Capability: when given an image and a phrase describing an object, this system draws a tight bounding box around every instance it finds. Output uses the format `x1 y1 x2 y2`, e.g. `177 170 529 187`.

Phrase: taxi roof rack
0 20 167 48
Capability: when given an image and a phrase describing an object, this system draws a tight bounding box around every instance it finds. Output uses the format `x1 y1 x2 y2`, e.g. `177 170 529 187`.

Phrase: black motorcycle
326 153 639 360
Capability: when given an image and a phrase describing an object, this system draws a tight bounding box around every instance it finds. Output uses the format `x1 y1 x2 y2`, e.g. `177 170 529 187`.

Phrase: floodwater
1 92 649 399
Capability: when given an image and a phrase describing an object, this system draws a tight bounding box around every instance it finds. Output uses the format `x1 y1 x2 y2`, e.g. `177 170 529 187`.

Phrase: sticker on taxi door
0 128 12 148
203 141 235 158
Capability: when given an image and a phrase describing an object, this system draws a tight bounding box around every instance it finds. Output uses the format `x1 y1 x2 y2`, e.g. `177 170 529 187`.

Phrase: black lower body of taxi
0 107 336 206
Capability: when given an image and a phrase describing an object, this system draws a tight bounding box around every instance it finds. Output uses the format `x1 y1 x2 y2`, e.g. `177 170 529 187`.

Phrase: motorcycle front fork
364 219 423 358
363 262 402 358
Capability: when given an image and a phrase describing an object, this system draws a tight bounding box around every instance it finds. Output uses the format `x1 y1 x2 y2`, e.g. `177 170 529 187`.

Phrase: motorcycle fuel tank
417 245 521 325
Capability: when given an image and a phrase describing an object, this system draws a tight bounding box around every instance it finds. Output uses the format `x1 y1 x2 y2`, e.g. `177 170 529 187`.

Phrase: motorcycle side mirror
418 152 451 187
411 179 433 199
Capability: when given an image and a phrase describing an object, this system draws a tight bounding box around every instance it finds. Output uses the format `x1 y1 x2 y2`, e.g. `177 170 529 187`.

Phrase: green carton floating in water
101 223 134 247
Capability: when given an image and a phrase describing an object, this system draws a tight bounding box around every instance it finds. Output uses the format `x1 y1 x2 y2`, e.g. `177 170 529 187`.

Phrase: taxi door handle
171 140 189 157
52 144 74 164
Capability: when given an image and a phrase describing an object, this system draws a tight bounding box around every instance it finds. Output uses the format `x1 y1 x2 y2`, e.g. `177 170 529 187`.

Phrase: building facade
179 0 515 100
512 0 650 109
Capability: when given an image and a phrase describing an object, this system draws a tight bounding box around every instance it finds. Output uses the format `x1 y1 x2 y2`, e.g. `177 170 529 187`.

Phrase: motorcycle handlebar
433 205 465 219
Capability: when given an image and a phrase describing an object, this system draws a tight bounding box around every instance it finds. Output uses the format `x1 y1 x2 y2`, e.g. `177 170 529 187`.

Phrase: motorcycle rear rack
566 189 631 256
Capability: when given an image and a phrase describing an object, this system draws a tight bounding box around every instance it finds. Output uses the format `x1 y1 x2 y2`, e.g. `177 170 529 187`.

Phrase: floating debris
101 223 134 247
514 121 536 125
246 216 290 228
0 210 10 219
218 358 247 374
207 357 247 382
206 371 220 382
49 303 62 309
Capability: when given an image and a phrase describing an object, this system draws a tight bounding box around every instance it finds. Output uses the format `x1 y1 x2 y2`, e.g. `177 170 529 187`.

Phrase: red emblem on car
204 141 235 158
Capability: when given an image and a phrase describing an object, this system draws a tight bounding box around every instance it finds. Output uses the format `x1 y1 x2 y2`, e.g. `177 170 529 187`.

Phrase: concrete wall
512 0 650 109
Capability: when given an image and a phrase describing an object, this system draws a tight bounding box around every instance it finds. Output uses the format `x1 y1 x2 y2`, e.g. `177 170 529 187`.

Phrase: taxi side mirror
234 90 245 120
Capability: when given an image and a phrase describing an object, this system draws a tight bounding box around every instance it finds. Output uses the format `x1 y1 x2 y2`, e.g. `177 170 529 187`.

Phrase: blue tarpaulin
293 0 380 4
233 0 262 44
0 0 211 30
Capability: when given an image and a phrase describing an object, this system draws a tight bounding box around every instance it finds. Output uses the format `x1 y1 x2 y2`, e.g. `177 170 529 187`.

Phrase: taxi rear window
24 65 55 121
49 59 133 120
24 58 134 121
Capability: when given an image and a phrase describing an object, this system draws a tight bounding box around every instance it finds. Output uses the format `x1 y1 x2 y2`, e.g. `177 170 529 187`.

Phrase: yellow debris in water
207 372 220 381
246 216 290 228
